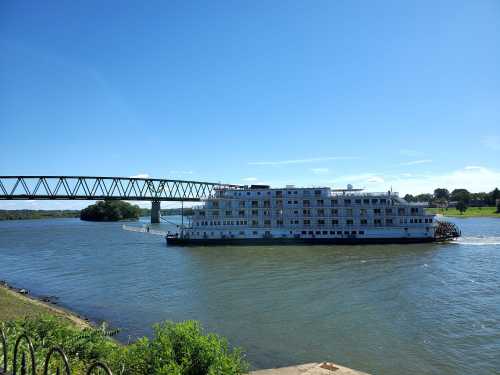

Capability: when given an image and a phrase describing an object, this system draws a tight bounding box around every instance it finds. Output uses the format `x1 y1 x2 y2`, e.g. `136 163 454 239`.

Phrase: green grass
0 286 88 327
426 206 500 217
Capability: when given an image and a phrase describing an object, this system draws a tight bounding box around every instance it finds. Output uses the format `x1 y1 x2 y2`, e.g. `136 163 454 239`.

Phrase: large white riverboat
166 185 460 246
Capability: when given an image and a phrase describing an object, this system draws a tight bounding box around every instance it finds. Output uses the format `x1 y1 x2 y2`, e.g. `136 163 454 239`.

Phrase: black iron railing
0 328 112 375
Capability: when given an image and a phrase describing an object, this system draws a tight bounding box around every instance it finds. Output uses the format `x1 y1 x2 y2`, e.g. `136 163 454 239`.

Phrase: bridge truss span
0 176 240 202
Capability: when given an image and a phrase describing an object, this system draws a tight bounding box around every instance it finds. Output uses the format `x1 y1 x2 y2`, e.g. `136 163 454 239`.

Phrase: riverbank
0 209 80 220
0 282 90 328
426 206 500 217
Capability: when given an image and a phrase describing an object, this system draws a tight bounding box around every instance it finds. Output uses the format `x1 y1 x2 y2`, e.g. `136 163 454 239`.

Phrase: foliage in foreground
80 200 141 222
1 315 248 375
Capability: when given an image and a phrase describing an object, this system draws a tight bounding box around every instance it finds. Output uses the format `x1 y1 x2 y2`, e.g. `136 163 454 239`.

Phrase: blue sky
1 0 499 209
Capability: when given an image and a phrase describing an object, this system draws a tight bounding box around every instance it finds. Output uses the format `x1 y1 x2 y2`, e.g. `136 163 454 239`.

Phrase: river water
0 217 499 374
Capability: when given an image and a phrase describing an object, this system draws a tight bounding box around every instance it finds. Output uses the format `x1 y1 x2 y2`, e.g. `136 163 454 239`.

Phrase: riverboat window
277 219 283 225
318 219 325 225
263 200 270 207
199 211 205 216
330 231 335 235
294 191 298 195
303 209 310 216
363 199 369 204
344 231 349 235
360 219 368 225
302 231 307 235
314 190 321 196
380 199 386 204
316 231 321 235
253 231 258 235
360 209 367 215
251 201 258 208
337 231 342 235
264 219 271 226
239 231 245 235
212 201 219 208
332 219 339 225
293 210 298 214
252 209 258 216
371 199 378 204
346 208 353 216
331 208 338 215
239 210 245 217
288 200 292 204
247 192 250 195
304 219 310 225
374 219 382 225
345 199 351 205
257 191 261 195
351 231 357 235
323 230 328 235
225 210 232 216
385 208 392 214
316 199 324 206
386 219 393 224
264 210 270 216
276 200 283 207
239 201 245 208
355 199 361 204
346 219 354 225
309 231 314 235
303 190 310 196
374 208 381 214
317 209 325 216
331 199 338 206
303 200 310 207
212 211 219 217
294 200 298 204
359 231 364 235
251 220 258 226
398 208 405 215
276 191 283 197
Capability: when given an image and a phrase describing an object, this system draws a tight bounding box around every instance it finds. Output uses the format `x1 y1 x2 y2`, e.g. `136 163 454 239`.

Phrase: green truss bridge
0 176 240 223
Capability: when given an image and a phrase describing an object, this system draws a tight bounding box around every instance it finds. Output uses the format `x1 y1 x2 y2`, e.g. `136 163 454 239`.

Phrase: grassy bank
0 209 80 220
426 206 500 217
0 284 90 328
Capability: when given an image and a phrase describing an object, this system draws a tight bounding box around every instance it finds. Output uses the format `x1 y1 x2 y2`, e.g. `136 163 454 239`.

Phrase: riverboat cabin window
360 219 368 225
374 219 382 225
332 219 339 225
303 200 310 207
331 199 338 206
252 201 258 208
374 208 381 214
346 219 354 225
304 219 310 225
345 199 351 205
317 209 325 216
363 199 369 204
318 219 325 225
316 199 324 206
355 199 361 204
225 210 232 216
386 208 392 214
331 208 338 215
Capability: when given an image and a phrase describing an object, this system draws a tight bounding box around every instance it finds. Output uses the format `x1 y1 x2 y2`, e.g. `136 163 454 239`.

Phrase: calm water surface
0 217 499 374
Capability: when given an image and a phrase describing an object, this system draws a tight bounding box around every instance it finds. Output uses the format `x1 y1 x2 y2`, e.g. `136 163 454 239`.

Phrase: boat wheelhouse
166 184 460 246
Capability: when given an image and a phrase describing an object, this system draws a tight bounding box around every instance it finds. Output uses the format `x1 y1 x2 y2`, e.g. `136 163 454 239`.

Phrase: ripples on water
0 217 499 375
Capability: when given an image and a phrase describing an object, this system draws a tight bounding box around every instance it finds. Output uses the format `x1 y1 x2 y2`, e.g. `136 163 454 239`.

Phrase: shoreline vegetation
426 207 500 218
0 282 248 375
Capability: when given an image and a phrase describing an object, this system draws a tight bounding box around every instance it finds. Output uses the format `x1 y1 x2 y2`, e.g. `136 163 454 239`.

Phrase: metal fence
0 328 112 375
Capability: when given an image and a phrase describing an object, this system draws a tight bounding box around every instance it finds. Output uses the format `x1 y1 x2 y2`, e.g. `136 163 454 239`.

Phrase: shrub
1 315 248 375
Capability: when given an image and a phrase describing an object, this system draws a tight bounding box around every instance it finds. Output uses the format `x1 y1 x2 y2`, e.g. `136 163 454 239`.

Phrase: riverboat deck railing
0 328 112 375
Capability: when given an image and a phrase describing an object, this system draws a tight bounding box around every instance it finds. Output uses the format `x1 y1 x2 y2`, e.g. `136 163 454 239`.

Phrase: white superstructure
177 185 437 243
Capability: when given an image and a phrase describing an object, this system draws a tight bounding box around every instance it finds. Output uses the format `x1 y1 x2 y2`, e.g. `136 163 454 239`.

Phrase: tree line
404 187 500 213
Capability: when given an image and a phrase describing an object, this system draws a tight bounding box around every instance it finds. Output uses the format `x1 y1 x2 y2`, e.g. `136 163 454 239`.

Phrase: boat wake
455 236 500 246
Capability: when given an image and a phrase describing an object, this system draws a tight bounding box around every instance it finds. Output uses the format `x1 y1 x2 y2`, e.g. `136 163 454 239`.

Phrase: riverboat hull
166 236 444 246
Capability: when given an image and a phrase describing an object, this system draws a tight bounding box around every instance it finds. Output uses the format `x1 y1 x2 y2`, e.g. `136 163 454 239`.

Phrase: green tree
80 200 141 221
456 201 468 214
433 188 450 201
496 199 500 213
489 188 500 205
451 189 471 203
414 193 433 202
403 194 415 202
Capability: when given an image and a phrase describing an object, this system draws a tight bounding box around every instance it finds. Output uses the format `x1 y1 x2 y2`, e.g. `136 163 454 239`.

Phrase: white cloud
242 177 258 181
248 156 358 166
366 176 384 183
400 159 432 166
332 166 500 195
130 173 149 178
311 168 329 175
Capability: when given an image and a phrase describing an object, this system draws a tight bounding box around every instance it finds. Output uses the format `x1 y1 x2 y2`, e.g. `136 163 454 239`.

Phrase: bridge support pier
151 200 161 223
